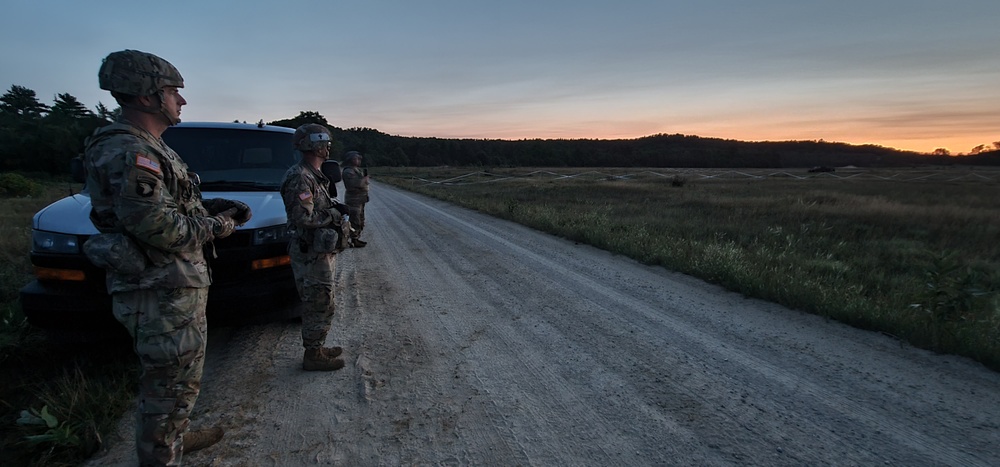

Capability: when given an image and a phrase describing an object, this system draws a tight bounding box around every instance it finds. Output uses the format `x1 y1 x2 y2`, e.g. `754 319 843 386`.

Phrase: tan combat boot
322 346 343 358
183 426 224 453
303 348 345 371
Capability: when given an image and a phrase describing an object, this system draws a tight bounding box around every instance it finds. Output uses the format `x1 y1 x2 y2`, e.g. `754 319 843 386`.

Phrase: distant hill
332 130 1000 169
267 116 998 168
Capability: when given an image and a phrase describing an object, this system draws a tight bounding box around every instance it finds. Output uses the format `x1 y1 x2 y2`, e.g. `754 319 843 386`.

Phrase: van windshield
163 127 298 191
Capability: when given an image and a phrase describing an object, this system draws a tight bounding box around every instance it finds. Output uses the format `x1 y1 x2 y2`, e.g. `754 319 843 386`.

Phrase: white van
20 122 305 337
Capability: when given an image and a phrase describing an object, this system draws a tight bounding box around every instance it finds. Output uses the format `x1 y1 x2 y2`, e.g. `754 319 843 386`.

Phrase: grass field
376 166 1000 371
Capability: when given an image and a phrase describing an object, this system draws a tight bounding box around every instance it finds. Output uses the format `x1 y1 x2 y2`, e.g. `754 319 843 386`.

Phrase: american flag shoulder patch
135 154 161 174
299 192 313 201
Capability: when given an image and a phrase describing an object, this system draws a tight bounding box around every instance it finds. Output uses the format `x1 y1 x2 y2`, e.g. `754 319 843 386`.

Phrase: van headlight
32 230 82 254
253 225 291 245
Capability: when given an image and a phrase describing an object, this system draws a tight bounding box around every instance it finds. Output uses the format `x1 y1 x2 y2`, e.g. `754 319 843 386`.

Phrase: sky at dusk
2 0 998 154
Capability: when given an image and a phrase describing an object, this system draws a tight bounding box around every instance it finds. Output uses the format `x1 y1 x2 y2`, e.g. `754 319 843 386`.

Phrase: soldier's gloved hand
328 210 343 227
210 215 236 239
228 200 252 225
204 198 252 225
330 203 349 215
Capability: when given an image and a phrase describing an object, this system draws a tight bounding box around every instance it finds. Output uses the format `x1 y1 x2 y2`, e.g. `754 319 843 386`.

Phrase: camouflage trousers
289 246 337 349
346 202 366 239
112 287 208 467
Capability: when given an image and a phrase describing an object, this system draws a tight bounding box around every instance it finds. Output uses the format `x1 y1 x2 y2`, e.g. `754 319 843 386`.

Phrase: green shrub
16 405 83 448
0 173 40 198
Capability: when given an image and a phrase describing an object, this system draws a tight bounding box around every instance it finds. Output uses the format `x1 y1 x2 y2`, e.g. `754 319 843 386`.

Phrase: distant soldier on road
83 49 250 465
280 124 351 371
341 150 370 247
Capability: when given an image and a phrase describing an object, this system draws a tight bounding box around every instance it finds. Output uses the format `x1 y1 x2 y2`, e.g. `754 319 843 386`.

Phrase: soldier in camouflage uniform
83 49 250 466
341 151 370 247
280 124 350 371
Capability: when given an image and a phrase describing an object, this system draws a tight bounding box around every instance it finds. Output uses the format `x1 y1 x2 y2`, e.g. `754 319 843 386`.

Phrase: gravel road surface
87 182 1000 466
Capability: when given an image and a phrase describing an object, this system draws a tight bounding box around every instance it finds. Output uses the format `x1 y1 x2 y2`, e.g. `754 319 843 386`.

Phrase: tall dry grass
378 167 1000 370
0 182 73 345
0 179 137 467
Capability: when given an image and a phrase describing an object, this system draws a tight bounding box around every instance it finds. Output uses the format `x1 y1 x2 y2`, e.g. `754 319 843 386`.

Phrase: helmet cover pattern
293 124 333 152
99 49 184 96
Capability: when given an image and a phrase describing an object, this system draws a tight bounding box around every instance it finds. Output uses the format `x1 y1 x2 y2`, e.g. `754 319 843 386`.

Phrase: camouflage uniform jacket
341 166 369 206
280 161 341 249
84 122 218 292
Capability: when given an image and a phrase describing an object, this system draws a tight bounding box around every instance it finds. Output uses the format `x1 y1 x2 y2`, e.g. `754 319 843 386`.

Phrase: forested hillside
271 111 1000 169
3 85 998 177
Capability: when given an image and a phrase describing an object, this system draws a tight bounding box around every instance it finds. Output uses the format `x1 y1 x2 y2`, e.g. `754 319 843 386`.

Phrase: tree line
3 84 998 177
0 85 114 175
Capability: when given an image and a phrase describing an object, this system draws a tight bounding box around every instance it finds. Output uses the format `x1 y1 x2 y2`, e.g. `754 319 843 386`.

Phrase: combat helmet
98 49 184 97
344 151 362 163
293 124 333 152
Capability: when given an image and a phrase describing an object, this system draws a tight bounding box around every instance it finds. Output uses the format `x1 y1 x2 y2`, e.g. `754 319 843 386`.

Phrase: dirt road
88 182 1000 466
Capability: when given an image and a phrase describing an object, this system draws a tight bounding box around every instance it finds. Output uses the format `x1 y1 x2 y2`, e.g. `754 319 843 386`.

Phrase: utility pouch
312 228 340 254
141 245 174 268
83 233 146 275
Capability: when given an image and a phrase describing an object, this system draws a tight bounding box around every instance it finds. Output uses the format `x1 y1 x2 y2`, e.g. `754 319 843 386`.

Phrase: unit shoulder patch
135 177 157 198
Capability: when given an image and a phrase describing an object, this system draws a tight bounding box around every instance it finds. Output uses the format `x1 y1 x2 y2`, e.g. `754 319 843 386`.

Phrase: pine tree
0 85 50 118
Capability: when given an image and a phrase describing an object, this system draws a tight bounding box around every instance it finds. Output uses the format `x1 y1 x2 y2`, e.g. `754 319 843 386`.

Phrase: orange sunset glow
2 2 997 155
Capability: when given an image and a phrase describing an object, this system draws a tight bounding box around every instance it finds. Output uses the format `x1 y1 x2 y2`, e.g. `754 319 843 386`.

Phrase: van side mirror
321 160 342 183
70 155 85 183
320 160 341 198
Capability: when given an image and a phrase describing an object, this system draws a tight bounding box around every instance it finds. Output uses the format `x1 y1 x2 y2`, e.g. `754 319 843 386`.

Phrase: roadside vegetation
378 166 1000 371
0 178 136 467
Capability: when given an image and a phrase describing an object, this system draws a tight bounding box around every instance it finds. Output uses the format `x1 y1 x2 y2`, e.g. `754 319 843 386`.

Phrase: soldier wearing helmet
98 49 187 126
280 123 351 371
341 150 370 247
83 49 245 464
